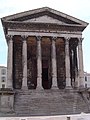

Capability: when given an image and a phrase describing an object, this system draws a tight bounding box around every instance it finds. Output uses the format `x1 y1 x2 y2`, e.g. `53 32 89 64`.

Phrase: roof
1 7 89 34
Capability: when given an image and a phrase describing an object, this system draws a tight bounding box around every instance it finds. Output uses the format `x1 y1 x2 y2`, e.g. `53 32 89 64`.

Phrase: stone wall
27 37 37 89
56 38 65 89
13 36 23 89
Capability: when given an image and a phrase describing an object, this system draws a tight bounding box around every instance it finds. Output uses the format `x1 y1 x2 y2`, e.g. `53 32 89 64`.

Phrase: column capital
78 38 84 45
21 35 28 41
36 36 42 41
64 37 70 44
50 36 57 41
6 35 13 41
64 37 71 40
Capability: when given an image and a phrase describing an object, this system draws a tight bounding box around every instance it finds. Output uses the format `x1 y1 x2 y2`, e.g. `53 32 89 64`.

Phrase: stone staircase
13 89 89 117
0 89 89 117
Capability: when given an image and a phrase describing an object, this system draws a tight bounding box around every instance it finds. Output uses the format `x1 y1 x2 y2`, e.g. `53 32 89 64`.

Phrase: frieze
4 21 84 32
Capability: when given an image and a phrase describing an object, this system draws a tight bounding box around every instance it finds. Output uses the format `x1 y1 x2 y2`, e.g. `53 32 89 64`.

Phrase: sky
0 0 90 72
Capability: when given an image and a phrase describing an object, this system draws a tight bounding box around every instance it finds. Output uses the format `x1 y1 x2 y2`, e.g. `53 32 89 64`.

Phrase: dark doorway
42 60 52 89
42 68 48 80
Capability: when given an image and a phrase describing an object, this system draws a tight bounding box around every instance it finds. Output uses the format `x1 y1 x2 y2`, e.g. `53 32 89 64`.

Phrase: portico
6 34 85 90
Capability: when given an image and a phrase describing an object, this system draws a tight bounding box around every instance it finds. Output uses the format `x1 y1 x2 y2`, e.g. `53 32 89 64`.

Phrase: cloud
0 0 90 19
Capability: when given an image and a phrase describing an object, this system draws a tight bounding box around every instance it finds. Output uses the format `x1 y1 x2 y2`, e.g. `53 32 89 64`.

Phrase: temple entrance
42 60 52 89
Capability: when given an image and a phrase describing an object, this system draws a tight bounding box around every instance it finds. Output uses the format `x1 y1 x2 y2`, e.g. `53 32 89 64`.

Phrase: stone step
13 89 89 116
0 89 88 117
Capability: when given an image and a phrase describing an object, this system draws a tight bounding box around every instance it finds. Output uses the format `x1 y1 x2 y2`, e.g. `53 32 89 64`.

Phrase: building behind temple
0 7 90 117
0 66 7 88
84 72 90 88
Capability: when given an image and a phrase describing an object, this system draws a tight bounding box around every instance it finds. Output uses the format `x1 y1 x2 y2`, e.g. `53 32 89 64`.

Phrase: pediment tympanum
23 15 66 25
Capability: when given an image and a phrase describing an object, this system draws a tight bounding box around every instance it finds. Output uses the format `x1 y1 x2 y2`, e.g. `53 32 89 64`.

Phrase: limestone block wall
13 36 23 89
56 38 65 89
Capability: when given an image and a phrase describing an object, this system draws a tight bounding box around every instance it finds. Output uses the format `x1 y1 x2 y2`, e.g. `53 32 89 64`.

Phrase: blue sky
0 0 90 72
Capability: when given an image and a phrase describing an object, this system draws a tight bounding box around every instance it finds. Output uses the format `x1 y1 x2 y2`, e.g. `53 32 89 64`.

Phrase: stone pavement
0 113 90 120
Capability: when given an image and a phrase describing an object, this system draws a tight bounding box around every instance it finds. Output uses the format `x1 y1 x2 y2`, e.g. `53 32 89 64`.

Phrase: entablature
3 21 85 33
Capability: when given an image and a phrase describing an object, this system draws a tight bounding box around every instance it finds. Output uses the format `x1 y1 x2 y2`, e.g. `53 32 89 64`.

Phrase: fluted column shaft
65 38 71 88
51 37 57 88
37 36 42 88
7 35 13 89
78 38 84 88
22 36 27 89
74 46 79 88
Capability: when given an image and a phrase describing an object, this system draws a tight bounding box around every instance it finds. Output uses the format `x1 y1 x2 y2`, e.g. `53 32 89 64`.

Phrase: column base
37 77 42 89
52 76 57 88
65 86 73 90
51 86 58 90
74 81 79 88
21 86 28 91
65 86 73 89
78 85 85 92
36 87 43 90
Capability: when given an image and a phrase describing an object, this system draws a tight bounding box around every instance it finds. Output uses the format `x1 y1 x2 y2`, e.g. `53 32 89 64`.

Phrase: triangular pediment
2 7 88 27
23 15 66 24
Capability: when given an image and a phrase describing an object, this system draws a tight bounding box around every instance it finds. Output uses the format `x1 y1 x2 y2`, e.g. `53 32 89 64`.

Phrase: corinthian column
36 36 42 89
22 36 27 89
6 35 13 89
78 38 84 88
51 37 57 88
65 37 71 88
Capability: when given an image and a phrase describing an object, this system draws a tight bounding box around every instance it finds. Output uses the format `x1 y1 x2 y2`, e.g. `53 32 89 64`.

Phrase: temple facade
1 7 88 90
0 7 89 116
